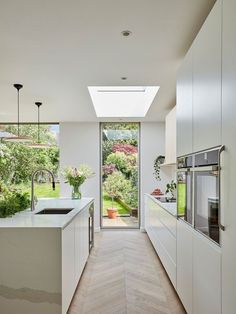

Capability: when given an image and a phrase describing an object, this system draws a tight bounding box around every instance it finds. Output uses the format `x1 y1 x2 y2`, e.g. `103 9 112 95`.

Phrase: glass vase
71 185 81 199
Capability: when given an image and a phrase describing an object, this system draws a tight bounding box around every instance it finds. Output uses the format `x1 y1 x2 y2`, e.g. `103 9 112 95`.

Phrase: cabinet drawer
153 231 177 288
158 207 177 237
156 221 176 264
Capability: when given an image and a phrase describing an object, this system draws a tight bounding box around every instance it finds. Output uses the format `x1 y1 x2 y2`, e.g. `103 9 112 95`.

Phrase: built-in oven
194 148 223 244
177 146 224 245
177 155 193 225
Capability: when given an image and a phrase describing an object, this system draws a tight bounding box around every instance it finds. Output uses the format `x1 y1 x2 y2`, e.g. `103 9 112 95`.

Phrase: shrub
112 143 137 155
103 172 132 208
106 152 127 173
102 164 116 176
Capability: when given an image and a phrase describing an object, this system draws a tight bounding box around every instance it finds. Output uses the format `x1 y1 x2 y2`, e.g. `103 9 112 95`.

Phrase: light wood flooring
68 230 186 314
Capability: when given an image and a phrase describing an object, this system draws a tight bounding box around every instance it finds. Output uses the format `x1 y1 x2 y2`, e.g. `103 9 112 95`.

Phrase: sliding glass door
100 123 139 228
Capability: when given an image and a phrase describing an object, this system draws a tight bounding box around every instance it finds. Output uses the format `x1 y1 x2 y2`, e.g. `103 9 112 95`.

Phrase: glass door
177 170 193 225
194 167 220 244
100 123 139 228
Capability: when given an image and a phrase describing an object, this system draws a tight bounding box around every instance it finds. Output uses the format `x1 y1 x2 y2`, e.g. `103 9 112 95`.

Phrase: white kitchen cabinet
221 0 236 313
62 203 91 314
145 195 177 288
176 49 193 157
193 232 221 314
75 207 89 283
177 219 193 314
177 219 222 314
192 0 222 152
80 206 89 271
164 106 176 164
62 220 75 314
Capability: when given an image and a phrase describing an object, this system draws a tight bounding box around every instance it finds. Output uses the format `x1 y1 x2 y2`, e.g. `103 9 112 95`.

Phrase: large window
0 124 60 198
101 123 139 228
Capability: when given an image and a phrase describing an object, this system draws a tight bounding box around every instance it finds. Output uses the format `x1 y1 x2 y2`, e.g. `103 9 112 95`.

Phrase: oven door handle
176 168 191 172
193 165 219 172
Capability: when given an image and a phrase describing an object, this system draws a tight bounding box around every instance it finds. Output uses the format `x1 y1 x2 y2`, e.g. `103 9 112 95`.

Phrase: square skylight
88 86 160 117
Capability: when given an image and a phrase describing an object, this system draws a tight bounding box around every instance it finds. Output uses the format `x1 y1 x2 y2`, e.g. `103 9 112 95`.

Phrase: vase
71 185 81 199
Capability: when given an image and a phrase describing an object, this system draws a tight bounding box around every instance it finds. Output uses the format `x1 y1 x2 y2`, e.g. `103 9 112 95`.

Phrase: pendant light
28 102 50 148
5 84 32 142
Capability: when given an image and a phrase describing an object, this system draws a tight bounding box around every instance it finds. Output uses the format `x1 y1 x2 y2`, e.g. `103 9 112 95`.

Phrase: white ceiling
0 0 216 123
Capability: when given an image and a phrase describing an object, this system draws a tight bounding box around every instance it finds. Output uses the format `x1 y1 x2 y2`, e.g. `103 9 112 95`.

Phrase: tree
103 172 132 208
0 124 59 184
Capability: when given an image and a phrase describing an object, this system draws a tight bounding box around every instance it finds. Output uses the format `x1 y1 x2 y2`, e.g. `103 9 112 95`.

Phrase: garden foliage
102 123 139 210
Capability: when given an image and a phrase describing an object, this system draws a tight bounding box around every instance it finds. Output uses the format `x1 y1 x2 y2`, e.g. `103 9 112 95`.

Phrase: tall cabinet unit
192 0 222 152
176 50 193 156
221 0 236 313
176 0 226 313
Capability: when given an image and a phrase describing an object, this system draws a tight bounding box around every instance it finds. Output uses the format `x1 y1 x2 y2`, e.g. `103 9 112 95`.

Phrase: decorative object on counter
64 165 94 199
166 180 177 200
103 171 129 219
0 181 30 218
153 155 165 181
151 188 164 196
4 84 32 143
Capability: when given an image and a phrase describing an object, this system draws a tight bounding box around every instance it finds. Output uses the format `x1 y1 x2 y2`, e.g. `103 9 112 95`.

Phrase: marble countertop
0 197 94 229
146 194 177 217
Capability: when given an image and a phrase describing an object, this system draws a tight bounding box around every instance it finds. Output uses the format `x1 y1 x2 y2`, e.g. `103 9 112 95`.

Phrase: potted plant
166 180 177 200
103 172 126 219
153 155 165 181
63 164 94 199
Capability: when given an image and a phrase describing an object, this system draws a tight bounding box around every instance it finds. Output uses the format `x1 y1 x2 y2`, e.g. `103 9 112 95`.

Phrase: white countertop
146 194 177 216
0 197 94 229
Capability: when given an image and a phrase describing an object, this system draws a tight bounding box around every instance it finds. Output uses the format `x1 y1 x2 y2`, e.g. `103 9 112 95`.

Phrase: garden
102 123 139 219
0 124 60 217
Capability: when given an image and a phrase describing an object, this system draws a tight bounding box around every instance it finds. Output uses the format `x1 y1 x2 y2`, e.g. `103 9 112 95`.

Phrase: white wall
140 122 175 230
60 121 174 231
59 122 100 231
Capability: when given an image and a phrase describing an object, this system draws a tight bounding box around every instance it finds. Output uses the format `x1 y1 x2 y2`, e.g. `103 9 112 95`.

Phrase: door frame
99 122 141 229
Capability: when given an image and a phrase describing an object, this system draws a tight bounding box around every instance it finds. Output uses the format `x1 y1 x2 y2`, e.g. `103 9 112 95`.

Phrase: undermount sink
36 208 74 215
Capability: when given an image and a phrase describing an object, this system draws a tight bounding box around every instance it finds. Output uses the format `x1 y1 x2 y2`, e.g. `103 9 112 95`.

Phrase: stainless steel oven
193 148 223 244
177 146 224 245
177 155 193 225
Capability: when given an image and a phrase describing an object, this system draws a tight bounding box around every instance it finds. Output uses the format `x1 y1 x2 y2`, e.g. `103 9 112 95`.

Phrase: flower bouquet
63 165 94 199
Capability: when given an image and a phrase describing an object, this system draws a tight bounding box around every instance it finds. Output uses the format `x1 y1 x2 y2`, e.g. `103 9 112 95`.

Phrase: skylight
88 86 160 117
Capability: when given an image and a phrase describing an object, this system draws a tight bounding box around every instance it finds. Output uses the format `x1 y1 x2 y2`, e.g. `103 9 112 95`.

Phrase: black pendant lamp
28 102 50 148
5 84 32 142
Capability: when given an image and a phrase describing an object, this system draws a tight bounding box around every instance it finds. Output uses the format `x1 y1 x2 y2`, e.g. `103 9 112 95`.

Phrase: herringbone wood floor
68 230 186 314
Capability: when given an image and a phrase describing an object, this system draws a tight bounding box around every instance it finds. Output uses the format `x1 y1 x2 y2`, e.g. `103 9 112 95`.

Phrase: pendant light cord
35 102 42 144
17 88 20 136
38 104 40 143
13 84 23 138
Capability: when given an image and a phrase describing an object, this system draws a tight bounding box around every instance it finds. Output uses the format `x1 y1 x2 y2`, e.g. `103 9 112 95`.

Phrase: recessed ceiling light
121 30 132 37
88 86 160 118
121 77 127 80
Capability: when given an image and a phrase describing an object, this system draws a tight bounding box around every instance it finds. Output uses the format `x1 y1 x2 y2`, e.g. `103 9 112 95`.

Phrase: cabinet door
192 0 222 152
165 106 176 164
176 49 193 156
177 220 193 314
75 206 90 284
221 0 236 313
80 207 89 269
62 221 75 314
193 232 221 314
75 213 83 283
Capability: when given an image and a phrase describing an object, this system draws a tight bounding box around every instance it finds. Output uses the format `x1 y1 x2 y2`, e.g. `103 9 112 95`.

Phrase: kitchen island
0 197 94 314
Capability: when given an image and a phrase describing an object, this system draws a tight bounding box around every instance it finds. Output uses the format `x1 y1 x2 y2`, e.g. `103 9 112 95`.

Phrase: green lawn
102 193 130 216
177 183 186 216
17 183 60 198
